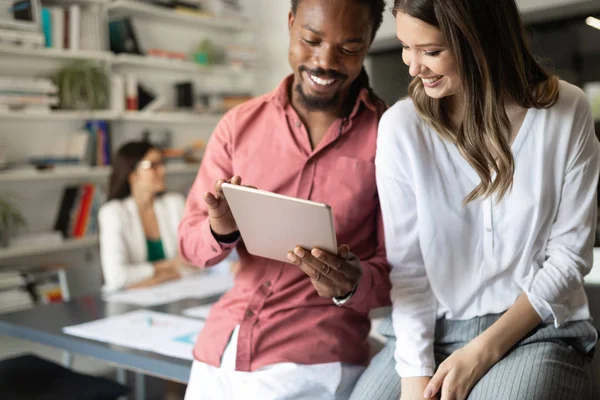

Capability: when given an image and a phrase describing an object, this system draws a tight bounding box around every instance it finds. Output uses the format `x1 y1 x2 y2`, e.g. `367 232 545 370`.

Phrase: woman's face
396 11 462 100
129 149 166 195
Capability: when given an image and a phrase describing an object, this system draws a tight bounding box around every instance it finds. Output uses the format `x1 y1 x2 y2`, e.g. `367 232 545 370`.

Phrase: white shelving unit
112 53 245 76
0 163 200 183
0 109 222 123
108 0 251 31
0 236 99 262
0 110 119 121
119 111 222 124
0 0 253 262
0 46 112 76
0 45 112 62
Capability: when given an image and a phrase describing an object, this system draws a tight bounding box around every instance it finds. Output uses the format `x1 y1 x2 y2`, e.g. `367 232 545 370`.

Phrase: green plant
54 61 109 110
0 198 26 247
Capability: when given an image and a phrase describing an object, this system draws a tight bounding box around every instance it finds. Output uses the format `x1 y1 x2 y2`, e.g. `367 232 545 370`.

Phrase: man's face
288 0 372 112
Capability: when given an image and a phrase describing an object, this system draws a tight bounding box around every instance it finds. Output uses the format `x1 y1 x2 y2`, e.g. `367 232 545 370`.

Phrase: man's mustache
299 66 347 81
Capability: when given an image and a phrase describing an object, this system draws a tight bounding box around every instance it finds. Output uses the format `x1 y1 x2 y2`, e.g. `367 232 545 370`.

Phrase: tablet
221 183 338 263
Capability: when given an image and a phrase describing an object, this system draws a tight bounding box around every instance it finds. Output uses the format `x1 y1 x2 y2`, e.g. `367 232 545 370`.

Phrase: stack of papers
63 310 205 360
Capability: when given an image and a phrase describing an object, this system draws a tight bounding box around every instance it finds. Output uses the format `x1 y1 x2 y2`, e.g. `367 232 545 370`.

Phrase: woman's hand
423 340 497 400
153 255 183 273
401 376 436 400
128 268 181 289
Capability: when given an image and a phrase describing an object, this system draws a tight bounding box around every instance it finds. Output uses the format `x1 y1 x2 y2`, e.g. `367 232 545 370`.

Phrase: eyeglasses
137 160 165 171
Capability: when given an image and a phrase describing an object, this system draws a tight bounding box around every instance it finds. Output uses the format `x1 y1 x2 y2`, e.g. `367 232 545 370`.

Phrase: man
179 0 390 398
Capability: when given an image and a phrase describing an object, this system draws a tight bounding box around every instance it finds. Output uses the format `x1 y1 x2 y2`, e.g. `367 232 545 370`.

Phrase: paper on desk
104 273 234 307
63 310 204 360
183 304 214 319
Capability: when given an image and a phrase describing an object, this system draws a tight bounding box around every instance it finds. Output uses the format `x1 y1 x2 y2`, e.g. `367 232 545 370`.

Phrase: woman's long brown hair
394 0 559 203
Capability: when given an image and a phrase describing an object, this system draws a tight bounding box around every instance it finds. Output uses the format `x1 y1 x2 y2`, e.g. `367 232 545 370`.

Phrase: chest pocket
312 156 377 238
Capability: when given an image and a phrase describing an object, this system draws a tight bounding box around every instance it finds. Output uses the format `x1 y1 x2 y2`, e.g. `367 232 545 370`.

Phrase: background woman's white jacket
98 192 185 292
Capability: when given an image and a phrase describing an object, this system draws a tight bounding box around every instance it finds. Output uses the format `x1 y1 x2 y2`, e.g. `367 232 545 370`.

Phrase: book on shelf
0 94 58 106
85 120 111 166
0 76 57 93
54 182 106 239
28 128 93 165
0 76 58 111
0 271 32 314
42 4 105 51
109 17 142 55
0 26 44 47
0 288 34 313
0 271 26 290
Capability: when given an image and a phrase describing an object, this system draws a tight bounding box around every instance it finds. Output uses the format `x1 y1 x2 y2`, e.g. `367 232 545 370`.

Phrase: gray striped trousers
350 314 597 400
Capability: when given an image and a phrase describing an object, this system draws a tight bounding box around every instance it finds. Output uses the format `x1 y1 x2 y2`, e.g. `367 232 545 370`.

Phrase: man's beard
294 66 347 111
294 83 340 111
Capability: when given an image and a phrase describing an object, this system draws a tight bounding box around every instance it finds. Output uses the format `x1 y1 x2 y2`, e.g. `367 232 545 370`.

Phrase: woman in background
351 0 599 399
99 141 185 292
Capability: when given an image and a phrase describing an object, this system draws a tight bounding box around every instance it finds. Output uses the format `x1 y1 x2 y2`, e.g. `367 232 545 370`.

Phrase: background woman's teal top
146 238 165 262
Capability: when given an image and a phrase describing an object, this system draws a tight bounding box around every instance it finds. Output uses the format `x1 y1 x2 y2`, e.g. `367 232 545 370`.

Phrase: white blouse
376 81 600 377
98 192 185 292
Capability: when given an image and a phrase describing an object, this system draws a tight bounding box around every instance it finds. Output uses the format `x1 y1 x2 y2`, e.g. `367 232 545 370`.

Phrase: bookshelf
0 0 252 262
108 0 251 31
0 236 99 262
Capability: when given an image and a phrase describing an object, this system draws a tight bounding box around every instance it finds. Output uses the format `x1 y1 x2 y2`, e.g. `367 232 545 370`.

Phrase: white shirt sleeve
99 203 154 292
376 107 438 377
526 96 600 326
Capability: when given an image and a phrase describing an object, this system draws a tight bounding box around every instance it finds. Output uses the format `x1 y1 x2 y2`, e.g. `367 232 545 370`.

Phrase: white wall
371 0 600 49
246 0 292 95
516 0 594 13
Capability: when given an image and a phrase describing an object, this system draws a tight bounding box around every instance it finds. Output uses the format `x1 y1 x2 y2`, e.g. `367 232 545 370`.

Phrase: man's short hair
290 0 386 42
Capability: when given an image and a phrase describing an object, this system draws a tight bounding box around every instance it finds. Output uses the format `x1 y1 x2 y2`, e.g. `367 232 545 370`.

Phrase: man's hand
401 377 437 400
286 244 362 298
203 175 242 236
423 340 497 400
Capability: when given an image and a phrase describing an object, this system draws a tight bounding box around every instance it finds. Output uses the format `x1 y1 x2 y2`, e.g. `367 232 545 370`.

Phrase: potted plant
0 198 26 247
54 61 110 110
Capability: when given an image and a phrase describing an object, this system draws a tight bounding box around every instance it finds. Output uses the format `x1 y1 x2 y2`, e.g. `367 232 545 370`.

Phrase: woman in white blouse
350 1 599 400
99 141 186 292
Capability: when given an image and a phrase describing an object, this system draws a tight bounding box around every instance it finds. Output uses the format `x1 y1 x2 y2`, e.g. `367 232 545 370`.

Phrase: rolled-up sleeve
178 110 240 268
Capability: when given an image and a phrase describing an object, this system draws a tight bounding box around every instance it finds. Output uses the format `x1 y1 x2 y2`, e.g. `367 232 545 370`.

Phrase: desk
0 293 221 399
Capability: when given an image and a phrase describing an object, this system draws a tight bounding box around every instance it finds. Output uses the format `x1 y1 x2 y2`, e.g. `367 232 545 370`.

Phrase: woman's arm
376 109 438 380
127 267 181 289
472 293 541 360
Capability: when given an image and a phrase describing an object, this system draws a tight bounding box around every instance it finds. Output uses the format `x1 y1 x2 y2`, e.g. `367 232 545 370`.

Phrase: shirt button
295 121 301 128
245 310 254 318
486 227 492 232
263 281 271 288
210 245 217 252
